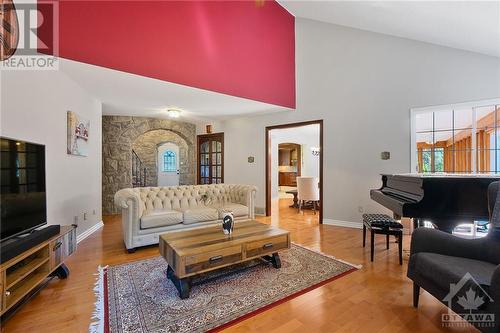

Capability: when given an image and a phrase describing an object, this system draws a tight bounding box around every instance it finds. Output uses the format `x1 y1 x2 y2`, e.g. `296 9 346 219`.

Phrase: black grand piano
370 174 500 233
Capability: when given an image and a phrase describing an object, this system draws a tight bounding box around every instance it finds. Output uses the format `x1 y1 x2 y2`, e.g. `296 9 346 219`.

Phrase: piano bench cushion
362 213 403 229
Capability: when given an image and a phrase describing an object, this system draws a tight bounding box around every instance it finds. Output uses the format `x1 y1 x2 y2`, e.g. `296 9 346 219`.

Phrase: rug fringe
291 242 363 269
89 265 107 333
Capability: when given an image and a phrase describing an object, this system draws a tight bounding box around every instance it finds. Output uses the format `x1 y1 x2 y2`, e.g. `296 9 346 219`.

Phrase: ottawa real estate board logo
1 0 58 70
442 272 495 329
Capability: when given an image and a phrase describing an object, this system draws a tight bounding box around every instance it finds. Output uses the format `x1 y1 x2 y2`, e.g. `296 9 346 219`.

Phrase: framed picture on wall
67 111 90 156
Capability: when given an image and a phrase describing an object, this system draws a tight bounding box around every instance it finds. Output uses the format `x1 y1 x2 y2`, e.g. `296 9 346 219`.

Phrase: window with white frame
411 99 500 174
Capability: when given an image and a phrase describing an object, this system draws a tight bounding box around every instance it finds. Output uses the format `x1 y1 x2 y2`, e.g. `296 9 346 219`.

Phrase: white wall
222 18 500 224
0 68 103 237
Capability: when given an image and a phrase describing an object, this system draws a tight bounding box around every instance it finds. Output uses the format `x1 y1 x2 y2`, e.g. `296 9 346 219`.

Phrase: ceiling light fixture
167 108 181 118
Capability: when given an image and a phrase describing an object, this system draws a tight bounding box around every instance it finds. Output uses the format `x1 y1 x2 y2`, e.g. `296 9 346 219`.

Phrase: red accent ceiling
40 0 295 108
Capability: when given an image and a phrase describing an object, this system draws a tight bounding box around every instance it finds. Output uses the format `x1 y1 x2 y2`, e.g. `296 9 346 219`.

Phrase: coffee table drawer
184 245 242 274
246 235 289 258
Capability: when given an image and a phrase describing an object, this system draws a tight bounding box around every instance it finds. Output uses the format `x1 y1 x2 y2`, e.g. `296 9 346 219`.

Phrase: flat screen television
0 137 47 242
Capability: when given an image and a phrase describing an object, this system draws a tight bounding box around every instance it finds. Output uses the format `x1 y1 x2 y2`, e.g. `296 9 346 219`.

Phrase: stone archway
132 129 194 187
102 116 196 214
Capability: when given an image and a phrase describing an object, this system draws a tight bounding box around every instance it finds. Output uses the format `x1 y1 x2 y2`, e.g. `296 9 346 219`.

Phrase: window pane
216 141 222 152
476 150 495 173
415 112 433 133
217 166 222 176
452 129 472 151
454 108 472 130
212 153 217 165
417 149 432 173
434 130 454 148
416 132 434 147
434 110 453 131
212 166 217 177
476 129 492 151
476 105 497 130
453 150 473 173
201 142 209 153
434 148 444 172
201 154 209 165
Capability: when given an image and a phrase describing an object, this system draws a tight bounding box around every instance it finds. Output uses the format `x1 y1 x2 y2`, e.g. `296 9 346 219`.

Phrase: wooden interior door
197 133 224 184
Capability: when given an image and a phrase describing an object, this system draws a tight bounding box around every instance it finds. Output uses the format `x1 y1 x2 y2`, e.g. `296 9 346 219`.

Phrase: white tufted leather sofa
114 184 257 251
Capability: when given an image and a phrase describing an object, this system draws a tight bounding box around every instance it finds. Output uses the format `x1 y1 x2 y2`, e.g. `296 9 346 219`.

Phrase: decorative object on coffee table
96 244 358 333
221 210 234 235
159 220 290 299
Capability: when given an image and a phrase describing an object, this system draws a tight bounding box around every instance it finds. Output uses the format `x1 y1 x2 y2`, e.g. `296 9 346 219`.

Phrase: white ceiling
279 0 500 58
60 59 292 122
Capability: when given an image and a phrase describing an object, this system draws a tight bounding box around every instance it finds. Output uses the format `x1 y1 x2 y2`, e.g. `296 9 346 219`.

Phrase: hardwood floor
1 199 476 333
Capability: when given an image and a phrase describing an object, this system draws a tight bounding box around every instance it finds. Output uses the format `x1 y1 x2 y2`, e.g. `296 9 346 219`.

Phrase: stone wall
102 116 196 214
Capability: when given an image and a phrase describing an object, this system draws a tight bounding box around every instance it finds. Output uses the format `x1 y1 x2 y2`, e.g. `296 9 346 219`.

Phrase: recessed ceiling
60 59 292 121
279 1 500 58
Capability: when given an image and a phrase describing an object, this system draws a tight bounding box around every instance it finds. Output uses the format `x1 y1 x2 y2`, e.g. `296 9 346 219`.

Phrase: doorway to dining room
265 120 323 224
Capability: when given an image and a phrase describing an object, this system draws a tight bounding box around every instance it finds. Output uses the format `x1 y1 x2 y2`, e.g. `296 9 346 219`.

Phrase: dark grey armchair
408 181 500 333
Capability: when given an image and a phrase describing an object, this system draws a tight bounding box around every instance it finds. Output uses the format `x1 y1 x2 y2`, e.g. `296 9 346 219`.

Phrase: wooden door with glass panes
197 133 224 184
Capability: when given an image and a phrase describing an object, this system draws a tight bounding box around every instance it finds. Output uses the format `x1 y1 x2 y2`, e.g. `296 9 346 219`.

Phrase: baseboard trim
255 207 266 215
323 219 363 229
77 221 104 244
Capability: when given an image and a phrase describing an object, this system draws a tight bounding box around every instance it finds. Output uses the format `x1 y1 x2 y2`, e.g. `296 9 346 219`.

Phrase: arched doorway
157 142 180 186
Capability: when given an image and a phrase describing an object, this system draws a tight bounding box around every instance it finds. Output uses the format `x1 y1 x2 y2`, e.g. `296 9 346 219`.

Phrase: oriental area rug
90 244 359 333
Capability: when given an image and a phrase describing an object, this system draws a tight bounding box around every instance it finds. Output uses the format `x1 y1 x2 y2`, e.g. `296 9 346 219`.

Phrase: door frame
265 120 324 223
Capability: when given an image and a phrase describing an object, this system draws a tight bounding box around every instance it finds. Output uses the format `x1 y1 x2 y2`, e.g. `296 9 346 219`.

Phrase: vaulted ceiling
279 1 500 58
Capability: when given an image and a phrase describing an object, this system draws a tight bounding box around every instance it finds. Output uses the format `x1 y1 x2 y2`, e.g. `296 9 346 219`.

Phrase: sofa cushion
218 203 248 218
411 252 496 292
141 210 183 229
182 207 219 224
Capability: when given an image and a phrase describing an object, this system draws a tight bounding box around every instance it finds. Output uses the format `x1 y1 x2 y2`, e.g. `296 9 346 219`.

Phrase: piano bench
362 214 403 265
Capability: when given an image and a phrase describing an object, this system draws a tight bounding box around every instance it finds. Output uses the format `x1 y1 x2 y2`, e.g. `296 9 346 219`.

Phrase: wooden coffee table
159 220 290 299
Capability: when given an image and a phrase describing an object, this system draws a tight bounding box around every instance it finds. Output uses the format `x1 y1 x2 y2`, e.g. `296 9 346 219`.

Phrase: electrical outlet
358 206 364 213
83 212 87 220
73 216 78 225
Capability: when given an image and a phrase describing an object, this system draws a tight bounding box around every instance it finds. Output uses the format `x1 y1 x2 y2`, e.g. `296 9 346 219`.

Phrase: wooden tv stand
0 225 76 316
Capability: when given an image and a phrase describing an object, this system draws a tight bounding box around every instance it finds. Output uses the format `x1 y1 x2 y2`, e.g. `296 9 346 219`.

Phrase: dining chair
296 176 320 214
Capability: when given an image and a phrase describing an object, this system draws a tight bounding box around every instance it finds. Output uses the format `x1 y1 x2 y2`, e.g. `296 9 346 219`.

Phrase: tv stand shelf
0 226 76 316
